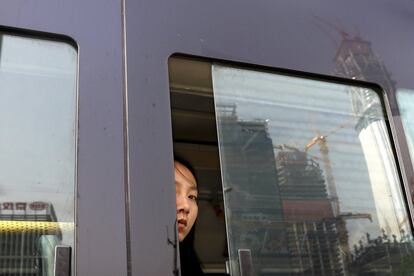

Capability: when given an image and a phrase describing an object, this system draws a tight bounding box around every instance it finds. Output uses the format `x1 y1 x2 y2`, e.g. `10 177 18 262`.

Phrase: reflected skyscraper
334 36 396 109
334 35 414 275
217 104 345 275
217 104 291 275
334 35 408 239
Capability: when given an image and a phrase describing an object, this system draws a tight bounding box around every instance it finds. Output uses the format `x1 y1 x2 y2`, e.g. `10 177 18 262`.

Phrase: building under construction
276 147 344 276
218 104 345 275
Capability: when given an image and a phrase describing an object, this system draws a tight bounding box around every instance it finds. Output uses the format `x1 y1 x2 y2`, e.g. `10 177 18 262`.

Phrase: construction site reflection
216 106 414 275
212 61 413 274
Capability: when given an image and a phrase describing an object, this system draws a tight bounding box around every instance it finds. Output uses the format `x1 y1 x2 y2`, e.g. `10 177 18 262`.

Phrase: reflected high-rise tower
217 104 283 217
334 36 413 274
217 104 290 275
334 36 407 239
334 36 396 107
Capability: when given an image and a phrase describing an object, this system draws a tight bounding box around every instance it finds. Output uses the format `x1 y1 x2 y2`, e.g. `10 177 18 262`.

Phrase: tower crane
305 121 372 265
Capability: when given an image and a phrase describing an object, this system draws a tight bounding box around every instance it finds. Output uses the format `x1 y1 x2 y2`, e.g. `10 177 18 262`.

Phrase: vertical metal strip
121 0 131 274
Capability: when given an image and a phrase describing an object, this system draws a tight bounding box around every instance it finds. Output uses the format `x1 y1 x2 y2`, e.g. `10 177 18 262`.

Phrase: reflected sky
397 89 414 161
0 34 77 244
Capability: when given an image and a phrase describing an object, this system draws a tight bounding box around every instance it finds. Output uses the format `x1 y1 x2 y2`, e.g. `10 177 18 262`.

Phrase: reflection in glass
0 34 77 275
396 89 414 166
212 65 413 275
333 36 397 111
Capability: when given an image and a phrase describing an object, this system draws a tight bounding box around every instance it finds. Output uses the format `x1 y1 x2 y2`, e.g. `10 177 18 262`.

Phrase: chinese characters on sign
0 201 48 211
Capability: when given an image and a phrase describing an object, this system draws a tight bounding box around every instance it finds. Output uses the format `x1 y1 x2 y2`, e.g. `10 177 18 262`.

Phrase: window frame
167 54 414 275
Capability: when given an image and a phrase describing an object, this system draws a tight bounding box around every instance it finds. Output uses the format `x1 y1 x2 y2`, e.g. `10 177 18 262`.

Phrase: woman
174 159 204 276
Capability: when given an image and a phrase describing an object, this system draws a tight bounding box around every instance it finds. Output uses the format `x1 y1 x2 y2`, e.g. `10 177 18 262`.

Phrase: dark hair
179 227 204 276
174 155 198 183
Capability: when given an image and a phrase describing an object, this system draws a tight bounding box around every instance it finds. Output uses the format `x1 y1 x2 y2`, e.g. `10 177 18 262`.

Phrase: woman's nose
176 194 190 213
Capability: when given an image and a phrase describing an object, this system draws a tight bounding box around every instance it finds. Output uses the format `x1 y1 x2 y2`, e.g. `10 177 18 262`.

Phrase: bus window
0 32 77 275
169 56 414 275
212 64 413 275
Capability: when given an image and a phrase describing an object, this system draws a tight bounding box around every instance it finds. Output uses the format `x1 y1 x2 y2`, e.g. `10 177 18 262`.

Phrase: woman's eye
188 195 198 201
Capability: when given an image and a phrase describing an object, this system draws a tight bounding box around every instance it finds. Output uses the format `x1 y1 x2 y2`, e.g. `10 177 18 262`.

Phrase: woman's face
175 161 198 242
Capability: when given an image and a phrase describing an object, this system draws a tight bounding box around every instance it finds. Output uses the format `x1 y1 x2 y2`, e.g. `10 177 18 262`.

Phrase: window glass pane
212 64 413 275
0 33 77 275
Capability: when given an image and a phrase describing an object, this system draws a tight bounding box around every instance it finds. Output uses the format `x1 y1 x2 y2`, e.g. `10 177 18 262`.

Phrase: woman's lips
178 219 187 228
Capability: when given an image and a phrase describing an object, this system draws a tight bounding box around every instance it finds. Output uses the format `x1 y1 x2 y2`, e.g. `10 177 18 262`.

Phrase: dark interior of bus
169 56 229 275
